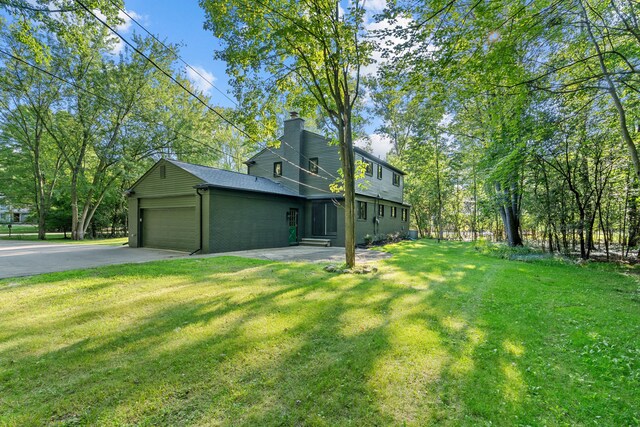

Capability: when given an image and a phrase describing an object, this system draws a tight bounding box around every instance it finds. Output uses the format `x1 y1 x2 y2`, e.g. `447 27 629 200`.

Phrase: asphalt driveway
0 240 187 279
0 240 391 279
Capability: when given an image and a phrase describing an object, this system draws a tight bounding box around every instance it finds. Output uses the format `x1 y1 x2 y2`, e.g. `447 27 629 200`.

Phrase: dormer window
274 162 282 177
364 159 373 176
309 157 319 174
393 172 400 186
377 165 382 180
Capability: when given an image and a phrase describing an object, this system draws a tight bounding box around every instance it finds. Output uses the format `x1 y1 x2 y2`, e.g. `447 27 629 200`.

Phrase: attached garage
127 159 304 254
139 195 197 251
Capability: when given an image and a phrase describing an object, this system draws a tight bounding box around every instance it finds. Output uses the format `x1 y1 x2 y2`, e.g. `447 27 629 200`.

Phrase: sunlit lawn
1 240 638 425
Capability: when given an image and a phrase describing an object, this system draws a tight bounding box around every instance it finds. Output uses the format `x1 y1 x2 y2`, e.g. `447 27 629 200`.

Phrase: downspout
190 188 204 255
374 193 381 235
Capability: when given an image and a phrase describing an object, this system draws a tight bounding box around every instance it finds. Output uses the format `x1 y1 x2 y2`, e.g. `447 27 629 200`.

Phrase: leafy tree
200 0 373 267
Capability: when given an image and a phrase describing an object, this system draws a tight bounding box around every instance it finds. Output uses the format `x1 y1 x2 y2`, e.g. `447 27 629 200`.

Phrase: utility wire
105 0 341 181
0 47 335 195
74 0 335 182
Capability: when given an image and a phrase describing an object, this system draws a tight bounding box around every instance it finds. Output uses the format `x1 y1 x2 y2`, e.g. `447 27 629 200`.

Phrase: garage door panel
139 196 194 209
142 207 196 252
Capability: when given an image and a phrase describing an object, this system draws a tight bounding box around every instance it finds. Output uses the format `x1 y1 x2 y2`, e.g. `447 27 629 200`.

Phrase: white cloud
186 66 216 95
365 0 387 12
116 9 143 32
94 8 143 55
356 134 393 159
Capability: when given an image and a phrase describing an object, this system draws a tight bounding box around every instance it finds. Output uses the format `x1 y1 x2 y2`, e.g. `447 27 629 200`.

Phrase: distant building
0 197 30 223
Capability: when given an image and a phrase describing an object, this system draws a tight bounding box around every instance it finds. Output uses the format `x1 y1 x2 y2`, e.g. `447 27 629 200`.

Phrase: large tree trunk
580 0 640 182
496 182 523 246
339 114 356 268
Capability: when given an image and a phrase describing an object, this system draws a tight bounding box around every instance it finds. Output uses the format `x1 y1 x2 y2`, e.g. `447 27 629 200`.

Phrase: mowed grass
0 234 127 245
0 240 639 426
0 224 38 234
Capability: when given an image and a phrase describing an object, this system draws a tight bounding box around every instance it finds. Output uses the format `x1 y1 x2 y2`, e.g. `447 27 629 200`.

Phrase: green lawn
0 233 127 245
1 240 638 425
0 224 38 234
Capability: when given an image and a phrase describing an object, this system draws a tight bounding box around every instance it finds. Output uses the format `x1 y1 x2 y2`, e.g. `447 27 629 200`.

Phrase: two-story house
126 113 410 253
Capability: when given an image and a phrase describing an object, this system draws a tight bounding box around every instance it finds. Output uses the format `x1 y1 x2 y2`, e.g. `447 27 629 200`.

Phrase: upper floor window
391 206 397 218
159 165 166 179
402 208 408 222
393 172 400 186
309 157 319 174
377 165 382 180
274 162 282 177
378 204 384 217
364 159 373 176
357 201 367 220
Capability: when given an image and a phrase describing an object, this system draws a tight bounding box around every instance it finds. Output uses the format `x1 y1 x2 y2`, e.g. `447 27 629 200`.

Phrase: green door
288 208 298 245
141 207 196 252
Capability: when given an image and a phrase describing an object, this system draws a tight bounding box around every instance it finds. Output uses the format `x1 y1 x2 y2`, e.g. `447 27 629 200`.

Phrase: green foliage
369 0 640 256
474 238 548 261
1 240 639 424
0 3 238 240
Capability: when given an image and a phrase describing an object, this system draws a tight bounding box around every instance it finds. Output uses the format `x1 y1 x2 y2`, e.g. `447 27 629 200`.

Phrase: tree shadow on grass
1 242 639 425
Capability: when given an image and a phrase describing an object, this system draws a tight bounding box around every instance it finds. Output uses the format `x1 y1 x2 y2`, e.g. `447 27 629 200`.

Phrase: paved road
0 240 391 279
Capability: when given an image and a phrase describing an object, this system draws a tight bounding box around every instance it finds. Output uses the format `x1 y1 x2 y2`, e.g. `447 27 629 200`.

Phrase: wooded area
1 0 638 261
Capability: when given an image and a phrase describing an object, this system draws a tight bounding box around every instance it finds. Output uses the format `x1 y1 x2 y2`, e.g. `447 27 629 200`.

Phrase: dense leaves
371 0 640 259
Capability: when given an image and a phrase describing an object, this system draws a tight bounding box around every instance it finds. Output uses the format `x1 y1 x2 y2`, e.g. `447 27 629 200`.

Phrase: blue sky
121 0 233 105
119 1 399 158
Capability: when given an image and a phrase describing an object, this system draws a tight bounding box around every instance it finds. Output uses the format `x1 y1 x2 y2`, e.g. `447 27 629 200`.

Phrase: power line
106 0 340 182
0 47 335 196
106 0 237 107
176 132 335 195
0 46 111 104
74 0 335 182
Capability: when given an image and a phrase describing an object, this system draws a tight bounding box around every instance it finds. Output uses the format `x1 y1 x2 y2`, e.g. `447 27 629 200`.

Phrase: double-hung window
309 158 319 174
364 159 373 176
357 201 367 220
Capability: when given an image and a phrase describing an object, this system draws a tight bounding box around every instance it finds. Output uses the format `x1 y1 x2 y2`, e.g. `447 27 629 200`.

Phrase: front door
288 208 298 245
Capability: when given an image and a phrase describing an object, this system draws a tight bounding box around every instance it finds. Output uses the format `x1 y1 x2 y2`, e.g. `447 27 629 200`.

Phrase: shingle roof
167 159 302 197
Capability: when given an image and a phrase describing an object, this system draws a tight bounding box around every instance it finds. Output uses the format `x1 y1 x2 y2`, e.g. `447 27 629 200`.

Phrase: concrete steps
300 238 331 247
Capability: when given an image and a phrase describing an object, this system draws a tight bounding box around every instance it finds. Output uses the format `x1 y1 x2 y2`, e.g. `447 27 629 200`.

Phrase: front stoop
300 238 331 247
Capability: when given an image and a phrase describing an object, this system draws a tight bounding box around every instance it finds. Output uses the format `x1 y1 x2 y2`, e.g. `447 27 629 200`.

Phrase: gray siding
355 155 404 203
354 195 410 244
299 131 342 196
247 118 304 194
207 188 304 253
248 121 404 204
